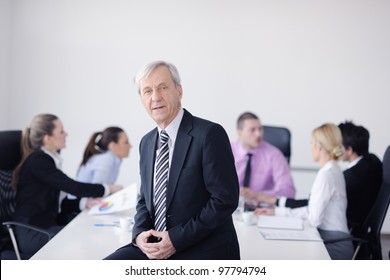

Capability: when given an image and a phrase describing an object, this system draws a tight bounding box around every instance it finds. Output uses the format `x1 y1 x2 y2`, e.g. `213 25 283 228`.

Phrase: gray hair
134 60 181 94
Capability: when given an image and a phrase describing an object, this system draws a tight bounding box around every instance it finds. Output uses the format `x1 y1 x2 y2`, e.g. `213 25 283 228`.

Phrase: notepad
259 230 323 241
257 216 304 230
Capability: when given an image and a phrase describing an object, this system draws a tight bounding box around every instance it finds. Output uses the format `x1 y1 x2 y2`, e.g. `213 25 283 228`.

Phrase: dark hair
12 114 59 189
80 127 124 166
237 112 259 130
338 121 369 156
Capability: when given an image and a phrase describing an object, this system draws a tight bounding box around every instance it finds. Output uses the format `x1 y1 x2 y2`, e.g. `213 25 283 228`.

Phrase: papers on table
257 215 304 230
256 216 322 241
259 230 323 241
88 183 138 215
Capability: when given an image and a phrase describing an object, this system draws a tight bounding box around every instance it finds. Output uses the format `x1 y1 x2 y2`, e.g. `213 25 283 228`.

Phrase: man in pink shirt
231 112 296 206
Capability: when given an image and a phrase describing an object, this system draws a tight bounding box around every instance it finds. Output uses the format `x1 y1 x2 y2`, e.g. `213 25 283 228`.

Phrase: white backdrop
1 0 390 231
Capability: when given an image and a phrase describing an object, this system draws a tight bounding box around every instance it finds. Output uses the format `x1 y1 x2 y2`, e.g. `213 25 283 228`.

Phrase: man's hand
240 188 258 200
137 230 176 259
240 188 277 205
135 230 158 257
254 208 275 216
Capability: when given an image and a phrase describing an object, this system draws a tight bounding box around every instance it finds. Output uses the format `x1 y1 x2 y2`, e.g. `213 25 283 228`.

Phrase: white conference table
31 211 330 260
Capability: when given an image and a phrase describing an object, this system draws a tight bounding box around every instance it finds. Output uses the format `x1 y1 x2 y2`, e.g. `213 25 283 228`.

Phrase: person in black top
12 114 122 256
338 121 382 237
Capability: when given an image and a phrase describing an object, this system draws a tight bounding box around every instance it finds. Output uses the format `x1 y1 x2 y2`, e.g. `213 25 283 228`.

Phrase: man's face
341 145 352 162
238 119 263 150
139 66 182 129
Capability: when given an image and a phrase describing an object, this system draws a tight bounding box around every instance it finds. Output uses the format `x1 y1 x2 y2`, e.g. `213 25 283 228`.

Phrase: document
88 183 138 215
257 215 304 230
259 230 323 241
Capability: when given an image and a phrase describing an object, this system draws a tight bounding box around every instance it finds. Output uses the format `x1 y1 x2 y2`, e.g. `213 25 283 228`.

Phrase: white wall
2 0 390 231
0 0 11 128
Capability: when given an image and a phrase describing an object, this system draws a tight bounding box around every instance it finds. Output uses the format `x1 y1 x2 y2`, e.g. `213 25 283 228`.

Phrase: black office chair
0 131 21 258
0 131 21 222
263 125 291 163
325 145 390 260
0 130 52 260
361 145 390 259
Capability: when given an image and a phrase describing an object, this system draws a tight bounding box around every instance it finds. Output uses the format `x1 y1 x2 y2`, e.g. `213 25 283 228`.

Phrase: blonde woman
255 123 354 259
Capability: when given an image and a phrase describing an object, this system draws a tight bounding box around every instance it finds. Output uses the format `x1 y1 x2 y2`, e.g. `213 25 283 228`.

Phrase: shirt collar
107 150 121 165
234 141 266 158
41 147 63 170
348 155 363 169
157 108 184 144
322 160 338 171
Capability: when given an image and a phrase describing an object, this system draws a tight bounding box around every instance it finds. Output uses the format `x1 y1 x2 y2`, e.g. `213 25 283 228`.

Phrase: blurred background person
338 121 382 238
231 112 295 209
12 114 122 256
254 123 353 260
60 126 132 223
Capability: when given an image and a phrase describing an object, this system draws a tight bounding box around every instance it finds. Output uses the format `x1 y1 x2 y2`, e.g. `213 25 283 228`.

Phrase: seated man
338 121 382 237
231 112 296 207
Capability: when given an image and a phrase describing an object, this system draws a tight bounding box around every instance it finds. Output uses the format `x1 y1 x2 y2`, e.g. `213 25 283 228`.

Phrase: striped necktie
154 130 169 232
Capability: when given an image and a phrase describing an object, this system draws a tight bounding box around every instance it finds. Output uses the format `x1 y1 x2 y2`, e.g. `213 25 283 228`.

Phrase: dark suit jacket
344 153 382 236
13 151 106 228
132 109 240 259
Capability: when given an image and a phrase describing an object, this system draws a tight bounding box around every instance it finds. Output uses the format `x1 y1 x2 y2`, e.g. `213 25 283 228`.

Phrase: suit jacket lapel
144 129 158 211
166 110 193 209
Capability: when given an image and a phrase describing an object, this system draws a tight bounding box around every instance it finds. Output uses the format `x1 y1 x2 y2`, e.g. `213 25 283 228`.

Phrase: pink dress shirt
231 141 296 198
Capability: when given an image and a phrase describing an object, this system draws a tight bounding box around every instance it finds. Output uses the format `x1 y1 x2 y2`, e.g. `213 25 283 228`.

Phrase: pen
94 223 118 227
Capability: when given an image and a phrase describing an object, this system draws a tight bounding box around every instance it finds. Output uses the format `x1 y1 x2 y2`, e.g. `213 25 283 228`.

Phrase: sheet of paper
257 215 304 230
88 183 138 215
259 230 323 241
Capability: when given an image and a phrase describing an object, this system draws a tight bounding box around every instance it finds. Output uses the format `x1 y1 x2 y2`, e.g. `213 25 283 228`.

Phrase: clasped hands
240 188 277 206
135 230 176 259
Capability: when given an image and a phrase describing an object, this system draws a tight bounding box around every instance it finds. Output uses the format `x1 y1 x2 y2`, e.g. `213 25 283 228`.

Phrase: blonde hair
312 123 343 160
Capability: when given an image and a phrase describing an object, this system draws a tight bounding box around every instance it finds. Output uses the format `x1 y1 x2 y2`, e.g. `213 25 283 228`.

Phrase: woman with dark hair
12 114 123 256
78 126 131 183
60 127 132 222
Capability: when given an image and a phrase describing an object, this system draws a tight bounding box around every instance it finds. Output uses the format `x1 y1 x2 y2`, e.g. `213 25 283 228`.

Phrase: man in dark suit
104 61 240 260
338 121 382 238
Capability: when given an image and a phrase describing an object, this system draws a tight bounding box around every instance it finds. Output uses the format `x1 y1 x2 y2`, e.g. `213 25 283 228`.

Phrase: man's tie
243 153 253 187
154 130 169 232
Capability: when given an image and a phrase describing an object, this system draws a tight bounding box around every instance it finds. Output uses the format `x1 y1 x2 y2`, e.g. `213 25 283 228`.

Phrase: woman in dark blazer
12 114 122 256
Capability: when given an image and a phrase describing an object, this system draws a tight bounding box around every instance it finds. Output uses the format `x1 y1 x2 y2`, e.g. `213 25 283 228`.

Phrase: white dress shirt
276 160 349 233
154 108 184 204
76 150 121 184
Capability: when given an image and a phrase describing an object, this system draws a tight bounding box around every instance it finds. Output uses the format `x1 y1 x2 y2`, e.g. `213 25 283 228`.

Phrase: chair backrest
263 125 291 163
0 130 22 171
0 130 22 257
363 145 390 259
0 130 22 223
